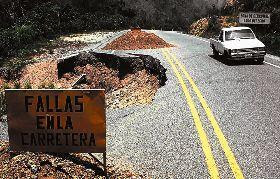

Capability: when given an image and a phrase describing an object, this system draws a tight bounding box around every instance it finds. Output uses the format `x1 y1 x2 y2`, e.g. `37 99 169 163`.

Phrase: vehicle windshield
225 29 255 40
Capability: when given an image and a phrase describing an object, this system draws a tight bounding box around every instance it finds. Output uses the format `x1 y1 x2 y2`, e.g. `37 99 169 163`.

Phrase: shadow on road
208 55 263 66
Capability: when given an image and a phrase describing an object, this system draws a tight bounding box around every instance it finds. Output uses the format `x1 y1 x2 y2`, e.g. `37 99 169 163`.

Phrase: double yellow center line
161 48 244 179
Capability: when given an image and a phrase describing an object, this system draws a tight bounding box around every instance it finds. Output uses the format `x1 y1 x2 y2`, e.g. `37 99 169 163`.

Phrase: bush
13 81 21 89
259 33 280 56
23 80 32 89
0 58 35 80
0 83 9 117
47 82 56 89
208 16 220 32
0 91 6 117
38 81 56 89
0 24 37 57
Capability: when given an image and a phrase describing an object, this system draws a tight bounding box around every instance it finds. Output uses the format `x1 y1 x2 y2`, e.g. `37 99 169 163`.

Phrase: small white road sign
239 12 271 24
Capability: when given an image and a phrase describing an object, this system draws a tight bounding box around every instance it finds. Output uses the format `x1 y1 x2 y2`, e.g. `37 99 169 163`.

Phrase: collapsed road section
58 51 167 109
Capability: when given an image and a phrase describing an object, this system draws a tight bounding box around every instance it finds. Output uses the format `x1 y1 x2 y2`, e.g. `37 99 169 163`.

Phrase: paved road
104 30 280 178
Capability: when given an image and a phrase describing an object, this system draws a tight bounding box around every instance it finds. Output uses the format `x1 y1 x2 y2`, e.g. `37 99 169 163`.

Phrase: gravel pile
102 29 174 50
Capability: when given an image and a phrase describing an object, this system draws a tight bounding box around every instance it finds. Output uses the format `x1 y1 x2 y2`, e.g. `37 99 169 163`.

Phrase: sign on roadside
239 12 271 24
6 89 106 153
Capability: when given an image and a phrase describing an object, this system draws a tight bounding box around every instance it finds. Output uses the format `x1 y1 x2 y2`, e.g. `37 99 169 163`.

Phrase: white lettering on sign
239 12 271 24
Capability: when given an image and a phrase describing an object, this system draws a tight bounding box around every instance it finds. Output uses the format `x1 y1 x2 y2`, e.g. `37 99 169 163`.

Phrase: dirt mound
102 30 174 50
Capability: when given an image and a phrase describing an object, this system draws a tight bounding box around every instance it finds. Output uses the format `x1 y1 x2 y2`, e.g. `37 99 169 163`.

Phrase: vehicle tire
212 47 219 57
256 57 264 64
223 50 230 59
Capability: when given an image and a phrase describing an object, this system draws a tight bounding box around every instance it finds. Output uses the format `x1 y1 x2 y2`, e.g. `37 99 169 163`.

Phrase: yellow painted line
165 49 244 179
161 49 220 179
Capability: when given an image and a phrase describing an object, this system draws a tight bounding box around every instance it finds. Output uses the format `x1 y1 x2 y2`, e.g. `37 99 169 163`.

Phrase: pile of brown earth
0 141 142 178
102 29 174 50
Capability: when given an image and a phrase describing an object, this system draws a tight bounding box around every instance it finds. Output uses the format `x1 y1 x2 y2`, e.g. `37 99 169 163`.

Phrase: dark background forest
0 0 279 58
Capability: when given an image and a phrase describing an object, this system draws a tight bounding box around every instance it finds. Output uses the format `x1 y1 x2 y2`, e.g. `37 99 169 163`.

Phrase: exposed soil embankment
102 30 174 50
58 52 167 108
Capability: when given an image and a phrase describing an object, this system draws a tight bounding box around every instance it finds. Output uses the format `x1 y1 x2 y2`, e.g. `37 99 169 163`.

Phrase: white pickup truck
210 27 266 63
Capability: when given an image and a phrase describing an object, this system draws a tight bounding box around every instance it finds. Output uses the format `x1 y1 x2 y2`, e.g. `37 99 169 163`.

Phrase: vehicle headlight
231 49 238 53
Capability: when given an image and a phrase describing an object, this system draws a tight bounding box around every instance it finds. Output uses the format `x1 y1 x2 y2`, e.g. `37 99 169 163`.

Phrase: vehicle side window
219 31 223 42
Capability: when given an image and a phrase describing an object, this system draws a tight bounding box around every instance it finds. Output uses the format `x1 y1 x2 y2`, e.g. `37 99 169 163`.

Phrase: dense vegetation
0 0 129 58
0 0 219 59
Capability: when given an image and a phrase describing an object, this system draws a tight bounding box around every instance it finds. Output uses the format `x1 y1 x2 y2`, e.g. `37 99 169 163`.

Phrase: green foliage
23 80 32 89
2 83 11 90
47 82 56 89
38 81 56 89
259 33 280 56
38 82 47 89
0 24 37 57
226 16 237 24
13 81 21 89
0 1 131 59
208 16 220 33
23 2 61 37
0 91 6 117
0 58 35 80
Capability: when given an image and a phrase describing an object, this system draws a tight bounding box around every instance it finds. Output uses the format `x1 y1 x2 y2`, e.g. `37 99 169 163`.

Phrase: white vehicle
210 27 266 63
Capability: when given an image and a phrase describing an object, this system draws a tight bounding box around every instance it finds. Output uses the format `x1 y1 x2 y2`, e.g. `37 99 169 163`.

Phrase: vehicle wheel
213 48 219 57
256 57 264 64
223 51 230 59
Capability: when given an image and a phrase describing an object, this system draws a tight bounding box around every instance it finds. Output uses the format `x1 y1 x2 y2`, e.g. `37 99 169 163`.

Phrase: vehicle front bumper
230 51 266 60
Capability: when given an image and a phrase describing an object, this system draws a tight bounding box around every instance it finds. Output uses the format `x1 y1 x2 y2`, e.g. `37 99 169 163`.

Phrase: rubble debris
102 30 174 50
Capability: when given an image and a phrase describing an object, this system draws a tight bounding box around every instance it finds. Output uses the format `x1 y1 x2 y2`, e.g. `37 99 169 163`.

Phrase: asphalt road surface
103 30 280 178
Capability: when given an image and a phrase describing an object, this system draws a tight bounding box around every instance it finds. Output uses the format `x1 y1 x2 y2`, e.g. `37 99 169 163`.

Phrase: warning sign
6 89 106 153
239 12 271 24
